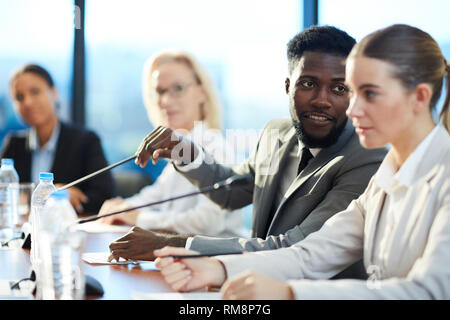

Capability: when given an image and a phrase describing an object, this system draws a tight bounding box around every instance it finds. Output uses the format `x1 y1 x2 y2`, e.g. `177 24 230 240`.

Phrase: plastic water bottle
38 190 85 300
0 158 19 242
30 172 57 268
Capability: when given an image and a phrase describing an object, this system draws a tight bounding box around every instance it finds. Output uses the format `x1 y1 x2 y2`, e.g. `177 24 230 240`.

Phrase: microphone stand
77 174 252 224
57 155 136 191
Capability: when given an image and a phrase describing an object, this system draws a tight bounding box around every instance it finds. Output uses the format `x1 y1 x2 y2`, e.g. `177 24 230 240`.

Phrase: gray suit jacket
178 118 387 277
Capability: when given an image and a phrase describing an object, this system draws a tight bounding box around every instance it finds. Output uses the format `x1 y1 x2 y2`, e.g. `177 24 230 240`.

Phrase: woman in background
1 64 115 215
98 50 245 238
154 24 450 299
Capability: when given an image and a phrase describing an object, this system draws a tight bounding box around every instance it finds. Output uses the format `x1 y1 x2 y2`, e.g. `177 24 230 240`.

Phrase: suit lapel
364 190 386 266
394 127 448 249
22 134 33 182
51 123 68 182
282 119 354 202
253 126 297 236
267 120 356 234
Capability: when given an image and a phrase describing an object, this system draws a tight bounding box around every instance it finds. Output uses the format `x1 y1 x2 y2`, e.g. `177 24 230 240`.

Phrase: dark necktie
297 147 313 175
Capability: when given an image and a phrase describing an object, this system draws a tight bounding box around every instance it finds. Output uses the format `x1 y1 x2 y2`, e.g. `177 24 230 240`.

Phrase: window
319 0 450 119
85 0 301 177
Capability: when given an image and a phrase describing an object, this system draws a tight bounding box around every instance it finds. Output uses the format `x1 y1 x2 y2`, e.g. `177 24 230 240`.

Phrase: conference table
0 229 174 300
0 228 291 319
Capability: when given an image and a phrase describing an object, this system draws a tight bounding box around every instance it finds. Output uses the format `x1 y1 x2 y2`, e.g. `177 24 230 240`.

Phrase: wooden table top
0 231 173 300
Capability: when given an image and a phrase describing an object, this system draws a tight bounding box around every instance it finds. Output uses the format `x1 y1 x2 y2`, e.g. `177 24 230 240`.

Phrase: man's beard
292 117 347 148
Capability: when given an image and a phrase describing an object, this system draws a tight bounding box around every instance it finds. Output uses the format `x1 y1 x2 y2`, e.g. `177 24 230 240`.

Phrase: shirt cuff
185 237 194 249
174 147 205 172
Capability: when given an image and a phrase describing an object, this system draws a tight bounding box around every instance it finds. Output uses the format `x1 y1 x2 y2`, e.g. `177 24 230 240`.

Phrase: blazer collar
364 188 387 268
376 125 449 192
282 118 353 200
252 125 298 236
411 125 450 185
264 119 355 234
280 124 296 144
27 121 60 152
365 126 450 267
50 121 68 177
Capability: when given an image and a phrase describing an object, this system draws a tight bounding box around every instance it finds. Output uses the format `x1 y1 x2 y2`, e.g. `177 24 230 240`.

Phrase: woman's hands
154 246 295 300
154 246 227 292
221 270 295 300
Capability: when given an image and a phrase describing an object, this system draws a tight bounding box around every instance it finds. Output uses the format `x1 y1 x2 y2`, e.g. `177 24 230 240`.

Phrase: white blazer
126 123 246 238
220 125 450 299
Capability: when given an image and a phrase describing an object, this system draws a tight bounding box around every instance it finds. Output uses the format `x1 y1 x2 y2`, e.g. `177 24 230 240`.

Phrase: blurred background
1 0 449 227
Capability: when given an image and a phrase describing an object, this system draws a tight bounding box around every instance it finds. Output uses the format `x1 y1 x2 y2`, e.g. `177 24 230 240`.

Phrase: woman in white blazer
98 50 245 238
153 24 450 300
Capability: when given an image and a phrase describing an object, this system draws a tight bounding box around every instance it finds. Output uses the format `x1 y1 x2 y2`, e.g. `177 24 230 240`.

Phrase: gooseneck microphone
57 155 137 191
77 174 252 224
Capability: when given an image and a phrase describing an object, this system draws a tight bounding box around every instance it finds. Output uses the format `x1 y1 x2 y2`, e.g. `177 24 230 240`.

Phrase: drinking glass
16 182 35 230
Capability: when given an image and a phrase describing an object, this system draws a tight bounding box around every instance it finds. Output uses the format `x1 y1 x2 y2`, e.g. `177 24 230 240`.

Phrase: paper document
82 252 158 269
131 291 222 300
76 221 131 233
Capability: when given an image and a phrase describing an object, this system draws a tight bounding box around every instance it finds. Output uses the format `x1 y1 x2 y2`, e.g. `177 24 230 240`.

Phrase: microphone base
22 232 31 250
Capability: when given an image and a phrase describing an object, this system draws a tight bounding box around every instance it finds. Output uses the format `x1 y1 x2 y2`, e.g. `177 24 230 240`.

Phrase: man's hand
221 270 295 300
108 226 187 262
97 198 139 225
54 184 87 213
135 126 199 168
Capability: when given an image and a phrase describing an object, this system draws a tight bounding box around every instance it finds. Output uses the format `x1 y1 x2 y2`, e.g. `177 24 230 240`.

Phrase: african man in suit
107 26 387 279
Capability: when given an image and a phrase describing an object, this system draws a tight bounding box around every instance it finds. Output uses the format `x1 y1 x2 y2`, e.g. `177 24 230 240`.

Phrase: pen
170 251 243 259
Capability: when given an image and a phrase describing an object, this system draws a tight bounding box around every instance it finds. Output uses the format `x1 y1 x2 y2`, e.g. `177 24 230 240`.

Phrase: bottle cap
1 158 14 166
49 189 69 199
39 172 54 180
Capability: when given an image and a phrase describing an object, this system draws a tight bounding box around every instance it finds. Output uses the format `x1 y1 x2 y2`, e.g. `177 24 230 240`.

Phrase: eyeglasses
151 82 195 99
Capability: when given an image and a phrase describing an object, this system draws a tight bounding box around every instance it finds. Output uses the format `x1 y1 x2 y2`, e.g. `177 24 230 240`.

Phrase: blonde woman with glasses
99 51 245 246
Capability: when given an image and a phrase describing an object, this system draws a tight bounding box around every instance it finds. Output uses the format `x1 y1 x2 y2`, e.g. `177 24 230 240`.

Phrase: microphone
77 174 252 224
57 155 136 191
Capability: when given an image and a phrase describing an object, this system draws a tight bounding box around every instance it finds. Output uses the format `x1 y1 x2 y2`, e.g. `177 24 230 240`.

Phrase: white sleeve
134 127 244 237
134 193 235 236
218 197 366 282
219 184 450 300
288 190 450 300
124 168 169 210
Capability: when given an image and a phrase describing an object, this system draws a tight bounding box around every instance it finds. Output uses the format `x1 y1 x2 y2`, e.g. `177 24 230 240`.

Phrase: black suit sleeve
77 131 116 214
0 134 13 158
0 133 31 182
